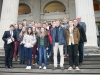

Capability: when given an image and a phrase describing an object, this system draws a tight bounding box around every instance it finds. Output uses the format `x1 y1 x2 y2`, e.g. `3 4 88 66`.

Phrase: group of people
2 17 87 70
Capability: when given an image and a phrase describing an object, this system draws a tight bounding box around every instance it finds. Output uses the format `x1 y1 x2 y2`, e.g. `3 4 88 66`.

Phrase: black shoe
20 62 22 64
9 66 13 69
52 67 57 70
49 62 53 65
5 66 9 69
22 61 25 64
79 63 82 66
61 67 64 70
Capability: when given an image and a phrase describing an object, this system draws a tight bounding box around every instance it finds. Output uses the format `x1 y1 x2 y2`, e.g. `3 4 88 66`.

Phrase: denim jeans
36 50 39 64
50 44 53 63
47 45 50 56
82 43 84 59
19 44 25 62
39 45 47 67
78 43 83 63
25 47 33 66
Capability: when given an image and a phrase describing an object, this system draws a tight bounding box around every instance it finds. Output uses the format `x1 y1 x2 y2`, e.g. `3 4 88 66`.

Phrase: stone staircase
0 55 100 75
0 48 100 75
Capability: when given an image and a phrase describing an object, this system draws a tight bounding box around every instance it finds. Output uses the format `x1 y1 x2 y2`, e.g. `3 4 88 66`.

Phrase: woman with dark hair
23 27 36 69
37 27 49 70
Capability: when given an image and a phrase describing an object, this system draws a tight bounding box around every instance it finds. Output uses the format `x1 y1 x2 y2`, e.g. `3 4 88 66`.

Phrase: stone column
32 0 40 23
0 0 19 48
75 0 98 47
0 0 3 18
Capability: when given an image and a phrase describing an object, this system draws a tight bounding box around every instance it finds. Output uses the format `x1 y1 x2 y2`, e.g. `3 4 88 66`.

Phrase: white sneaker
43 66 47 70
39 66 42 69
28 66 31 69
47 55 50 58
26 66 29 69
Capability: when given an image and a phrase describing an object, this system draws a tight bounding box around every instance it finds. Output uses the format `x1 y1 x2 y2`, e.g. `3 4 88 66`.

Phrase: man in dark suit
2 24 16 68
77 17 87 65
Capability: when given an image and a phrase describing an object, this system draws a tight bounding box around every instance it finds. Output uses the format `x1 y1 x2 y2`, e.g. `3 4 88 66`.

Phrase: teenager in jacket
37 27 49 70
65 20 80 70
51 19 65 70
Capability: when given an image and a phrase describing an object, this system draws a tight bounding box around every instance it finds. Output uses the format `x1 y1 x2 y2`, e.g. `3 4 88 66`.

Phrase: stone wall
18 0 76 23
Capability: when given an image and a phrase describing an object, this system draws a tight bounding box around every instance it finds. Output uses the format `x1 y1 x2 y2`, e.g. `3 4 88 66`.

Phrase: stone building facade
0 0 100 49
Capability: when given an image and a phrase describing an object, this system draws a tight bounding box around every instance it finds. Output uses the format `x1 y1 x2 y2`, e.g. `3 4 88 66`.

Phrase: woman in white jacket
23 27 36 69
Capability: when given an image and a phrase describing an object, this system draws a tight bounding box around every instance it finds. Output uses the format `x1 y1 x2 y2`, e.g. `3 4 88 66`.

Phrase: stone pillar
0 0 19 48
0 0 3 18
32 0 40 23
75 0 98 47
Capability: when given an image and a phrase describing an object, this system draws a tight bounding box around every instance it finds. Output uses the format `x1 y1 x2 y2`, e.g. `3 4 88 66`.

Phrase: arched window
18 4 31 15
44 1 66 13
93 2 100 11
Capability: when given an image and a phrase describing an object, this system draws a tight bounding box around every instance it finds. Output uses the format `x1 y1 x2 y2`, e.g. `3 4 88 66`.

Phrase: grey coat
78 22 86 33
23 34 36 48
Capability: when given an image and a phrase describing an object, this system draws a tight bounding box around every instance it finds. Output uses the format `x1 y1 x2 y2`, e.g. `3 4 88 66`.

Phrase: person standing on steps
13 23 23 61
77 17 87 60
18 26 26 64
51 19 65 70
65 20 80 70
73 19 87 65
62 18 69 58
23 27 36 69
2 24 16 68
37 27 49 70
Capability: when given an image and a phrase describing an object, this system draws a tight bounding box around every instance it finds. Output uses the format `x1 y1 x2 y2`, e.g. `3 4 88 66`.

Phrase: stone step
0 50 5 56
0 56 100 74
0 56 100 61
0 69 100 74
0 49 100 56
0 61 100 64
0 74 99 75
0 65 100 69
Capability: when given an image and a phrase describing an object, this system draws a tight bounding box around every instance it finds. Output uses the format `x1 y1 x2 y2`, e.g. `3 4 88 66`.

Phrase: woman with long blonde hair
37 27 49 70
18 26 26 64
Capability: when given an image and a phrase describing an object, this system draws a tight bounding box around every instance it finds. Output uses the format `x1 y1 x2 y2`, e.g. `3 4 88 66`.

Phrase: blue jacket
51 26 65 46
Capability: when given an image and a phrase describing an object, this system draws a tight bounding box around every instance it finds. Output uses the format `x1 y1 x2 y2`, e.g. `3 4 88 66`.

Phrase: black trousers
68 44 78 67
78 43 83 63
50 44 53 63
5 47 14 67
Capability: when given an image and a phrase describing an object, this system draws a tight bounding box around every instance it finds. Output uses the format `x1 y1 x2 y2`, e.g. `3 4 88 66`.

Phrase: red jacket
48 28 53 44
